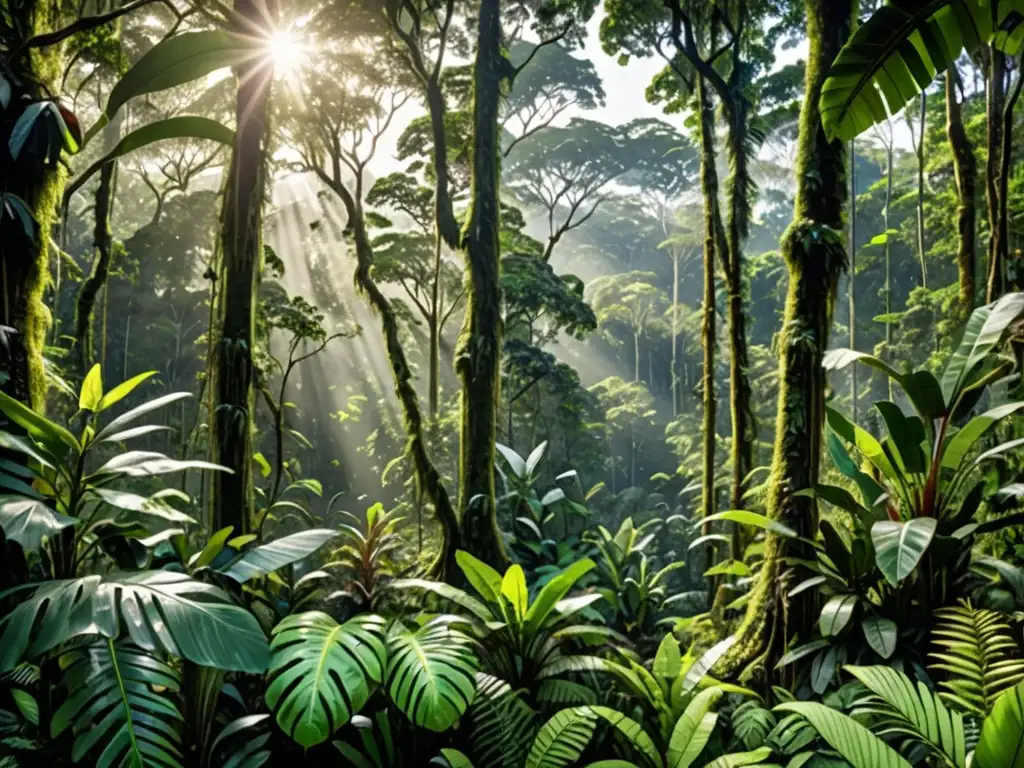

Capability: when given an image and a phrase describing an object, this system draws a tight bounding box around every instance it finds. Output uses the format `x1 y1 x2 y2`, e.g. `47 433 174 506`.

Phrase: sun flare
267 29 307 77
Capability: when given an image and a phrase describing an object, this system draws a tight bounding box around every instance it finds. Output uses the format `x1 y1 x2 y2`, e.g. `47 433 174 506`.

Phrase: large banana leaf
774 701 911 768
50 640 183 768
0 571 270 673
217 528 339 582
975 680 1024 768
821 0 1024 142
846 665 966 766
266 612 386 748
385 616 479 731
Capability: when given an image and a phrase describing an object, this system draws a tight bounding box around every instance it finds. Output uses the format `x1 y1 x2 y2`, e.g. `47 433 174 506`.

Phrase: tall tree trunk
849 140 857 421
455 0 508 569
633 331 641 382
724 0 855 685
697 76 719 538
428 237 443 416
997 59 1023 293
0 3 66 411
723 95 756 529
946 66 977 315
209 0 274 535
916 91 927 289
672 249 680 416
883 137 894 400
73 114 122 375
985 45 1006 302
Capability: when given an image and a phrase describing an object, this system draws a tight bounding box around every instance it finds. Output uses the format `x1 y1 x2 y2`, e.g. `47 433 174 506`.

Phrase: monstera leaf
50 641 183 768
266 612 387 748
385 616 479 731
0 571 270 673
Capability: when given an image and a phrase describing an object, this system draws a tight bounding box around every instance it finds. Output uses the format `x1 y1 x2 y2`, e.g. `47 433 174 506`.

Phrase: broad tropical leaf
527 707 599 768
457 550 505 605
683 636 736 692
974 681 1024 768
703 747 774 768
820 595 858 637
386 616 479 731
821 1 1024 142
0 571 270 673
266 612 387 747
668 687 723 768
50 640 183 768
871 518 938 585
846 665 966 766
775 701 911 768
861 615 898 659
217 528 339 582
524 558 595 635
0 495 76 551
944 292 1024 401
930 602 1024 715
390 578 493 622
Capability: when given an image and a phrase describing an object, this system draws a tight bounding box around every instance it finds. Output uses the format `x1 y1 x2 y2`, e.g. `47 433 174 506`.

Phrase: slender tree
946 65 977 314
208 0 276 535
849 139 857 421
725 0 856 684
456 0 508 568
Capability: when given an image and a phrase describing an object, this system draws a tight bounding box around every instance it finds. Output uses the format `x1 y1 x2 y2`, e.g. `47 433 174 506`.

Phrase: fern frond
930 601 1024 716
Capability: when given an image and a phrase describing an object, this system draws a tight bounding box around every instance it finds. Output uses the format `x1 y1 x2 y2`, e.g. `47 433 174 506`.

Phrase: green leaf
0 390 80 458
811 646 838 694
190 526 234 569
104 31 254 122
386 617 479 732
68 117 233 202
95 370 158 412
440 749 477 768
0 495 77 551
528 707 598 768
95 391 192 442
253 451 272 478
456 550 504 606
944 293 1024 403
871 518 938 585
701 509 798 539
217 529 339 582
50 641 183 768
654 634 682 680
776 639 830 670
585 706 662 768
774 701 911 768
861 615 898 659
523 558 595 635
91 487 197 525
79 364 103 411
845 665 966 766
502 564 529 622
703 747 773 767
667 687 722 768
975 681 1024 768
495 442 527 478
390 578 493 622
942 403 1024 471
93 450 228 478
0 572 269 673
820 595 858 637
10 689 37 726
683 636 736 692
267 613 387 748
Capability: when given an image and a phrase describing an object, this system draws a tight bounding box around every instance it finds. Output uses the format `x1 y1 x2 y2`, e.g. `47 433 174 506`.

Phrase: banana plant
821 293 1024 604
0 365 229 577
821 0 1024 141
394 551 620 710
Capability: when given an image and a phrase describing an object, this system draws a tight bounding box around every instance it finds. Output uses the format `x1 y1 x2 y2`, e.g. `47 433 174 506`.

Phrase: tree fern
930 601 1024 715
50 641 184 768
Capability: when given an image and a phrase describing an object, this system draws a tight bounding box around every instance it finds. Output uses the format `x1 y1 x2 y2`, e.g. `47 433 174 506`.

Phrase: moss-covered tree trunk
946 67 977 315
723 0 855 685
697 75 719 536
209 0 273 535
455 0 508 569
73 115 123 375
0 4 65 411
849 140 858 421
985 45 1006 302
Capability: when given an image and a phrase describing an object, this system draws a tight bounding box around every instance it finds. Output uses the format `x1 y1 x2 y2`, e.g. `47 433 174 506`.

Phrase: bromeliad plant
819 295 1024 610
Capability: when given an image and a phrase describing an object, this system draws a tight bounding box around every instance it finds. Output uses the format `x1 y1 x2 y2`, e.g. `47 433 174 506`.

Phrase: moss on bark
946 67 977 316
455 0 508 570
722 0 855 685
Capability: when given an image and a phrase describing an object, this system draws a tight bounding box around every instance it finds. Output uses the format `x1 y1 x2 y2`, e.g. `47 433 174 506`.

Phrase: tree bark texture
723 0 855 685
946 67 977 315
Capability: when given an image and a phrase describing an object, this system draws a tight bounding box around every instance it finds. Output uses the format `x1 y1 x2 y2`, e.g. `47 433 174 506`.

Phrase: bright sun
267 29 306 76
